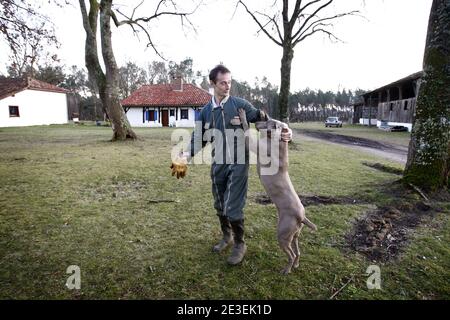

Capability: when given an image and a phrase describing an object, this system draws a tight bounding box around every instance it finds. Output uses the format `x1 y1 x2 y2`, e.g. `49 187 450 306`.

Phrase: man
171 65 292 265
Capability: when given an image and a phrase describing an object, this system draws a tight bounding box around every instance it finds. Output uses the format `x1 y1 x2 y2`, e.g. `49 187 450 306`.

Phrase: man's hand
170 154 188 179
281 127 293 142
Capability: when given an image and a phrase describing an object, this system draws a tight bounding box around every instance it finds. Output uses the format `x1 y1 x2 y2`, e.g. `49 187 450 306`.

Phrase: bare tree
79 0 199 141
237 0 358 122
404 0 450 191
1 0 59 77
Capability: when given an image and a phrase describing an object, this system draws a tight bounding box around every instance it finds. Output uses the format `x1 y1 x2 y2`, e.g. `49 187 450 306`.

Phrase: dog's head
255 119 288 138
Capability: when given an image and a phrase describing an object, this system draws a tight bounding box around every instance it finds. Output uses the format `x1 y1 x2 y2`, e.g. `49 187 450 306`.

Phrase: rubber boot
227 219 247 265
212 215 233 253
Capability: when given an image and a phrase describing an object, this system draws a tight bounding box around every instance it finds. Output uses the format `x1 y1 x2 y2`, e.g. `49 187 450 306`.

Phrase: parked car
389 125 408 132
325 117 343 128
378 121 408 132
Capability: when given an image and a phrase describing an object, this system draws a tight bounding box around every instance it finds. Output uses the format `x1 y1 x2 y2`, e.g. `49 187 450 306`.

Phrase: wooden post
158 107 161 124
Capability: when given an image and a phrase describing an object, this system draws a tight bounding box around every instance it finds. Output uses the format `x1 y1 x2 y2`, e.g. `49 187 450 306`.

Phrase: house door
162 110 169 127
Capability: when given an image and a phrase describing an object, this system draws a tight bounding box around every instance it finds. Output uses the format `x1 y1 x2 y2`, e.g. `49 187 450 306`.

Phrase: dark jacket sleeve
237 98 264 123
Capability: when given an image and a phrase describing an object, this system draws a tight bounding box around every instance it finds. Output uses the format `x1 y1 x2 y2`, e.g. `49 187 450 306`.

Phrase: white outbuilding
121 77 211 128
0 77 69 127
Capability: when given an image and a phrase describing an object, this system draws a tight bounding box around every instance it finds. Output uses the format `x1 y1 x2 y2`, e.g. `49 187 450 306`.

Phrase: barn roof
0 77 69 100
363 71 423 97
121 83 211 107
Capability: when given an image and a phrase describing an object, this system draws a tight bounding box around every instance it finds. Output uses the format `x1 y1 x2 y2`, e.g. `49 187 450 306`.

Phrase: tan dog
239 109 317 275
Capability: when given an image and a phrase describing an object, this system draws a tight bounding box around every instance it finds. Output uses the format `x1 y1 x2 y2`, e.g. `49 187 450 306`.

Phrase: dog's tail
302 217 318 231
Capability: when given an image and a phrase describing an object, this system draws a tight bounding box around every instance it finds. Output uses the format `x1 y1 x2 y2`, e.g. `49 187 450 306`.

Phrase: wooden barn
354 71 423 131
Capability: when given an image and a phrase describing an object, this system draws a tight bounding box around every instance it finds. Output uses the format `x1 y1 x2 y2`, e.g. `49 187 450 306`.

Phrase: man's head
209 65 231 99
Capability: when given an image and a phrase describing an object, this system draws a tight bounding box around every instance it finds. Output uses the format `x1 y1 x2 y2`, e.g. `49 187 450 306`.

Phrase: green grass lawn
0 124 448 299
290 122 411 148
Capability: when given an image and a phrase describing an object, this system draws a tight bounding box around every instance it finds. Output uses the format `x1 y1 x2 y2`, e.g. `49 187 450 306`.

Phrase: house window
145 110 155 121
170 109 175 117
9 106 20 117
181 109 189 120
404 100 409 110
148 110 155 121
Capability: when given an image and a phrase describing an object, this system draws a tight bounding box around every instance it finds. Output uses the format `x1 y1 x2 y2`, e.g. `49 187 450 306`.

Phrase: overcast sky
1 0 433 93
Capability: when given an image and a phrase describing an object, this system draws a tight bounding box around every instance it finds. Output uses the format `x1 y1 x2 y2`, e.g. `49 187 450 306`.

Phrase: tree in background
62 66 89 94
168 57 194 83
237 0 358 122
1 0 60 77
147 61 169 84
404 0 450 191
33 64 66 85
118 61 147 99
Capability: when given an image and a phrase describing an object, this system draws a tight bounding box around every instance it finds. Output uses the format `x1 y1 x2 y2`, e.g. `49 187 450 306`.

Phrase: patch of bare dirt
294 129 408 163
296 129 405 151
346 202 438 262
345 182 446 262
254 193 365 206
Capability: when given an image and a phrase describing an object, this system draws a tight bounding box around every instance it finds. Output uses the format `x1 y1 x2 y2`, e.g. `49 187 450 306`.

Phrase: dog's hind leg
292 225 303 269
278 232 296 275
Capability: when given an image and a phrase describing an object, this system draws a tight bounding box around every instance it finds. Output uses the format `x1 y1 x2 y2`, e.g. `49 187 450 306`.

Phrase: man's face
211 72 231 98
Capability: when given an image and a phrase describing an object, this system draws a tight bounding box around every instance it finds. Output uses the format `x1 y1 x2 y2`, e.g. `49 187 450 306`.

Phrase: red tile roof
0 77 69 100
122 83 211 107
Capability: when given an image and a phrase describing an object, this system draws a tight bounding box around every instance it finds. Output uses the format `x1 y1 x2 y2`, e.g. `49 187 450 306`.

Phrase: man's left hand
281 127 293 142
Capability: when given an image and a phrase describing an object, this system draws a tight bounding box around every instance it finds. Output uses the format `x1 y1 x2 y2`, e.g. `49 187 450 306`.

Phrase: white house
121 78 211 128
0 77 69 127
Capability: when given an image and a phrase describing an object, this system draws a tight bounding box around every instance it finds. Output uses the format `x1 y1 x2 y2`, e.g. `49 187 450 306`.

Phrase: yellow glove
170 155 188 179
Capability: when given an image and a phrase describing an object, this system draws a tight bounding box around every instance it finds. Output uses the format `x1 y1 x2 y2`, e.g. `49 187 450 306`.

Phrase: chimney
172 75 183 91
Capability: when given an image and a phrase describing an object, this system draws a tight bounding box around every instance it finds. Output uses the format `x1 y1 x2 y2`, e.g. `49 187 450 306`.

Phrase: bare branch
295 0 333 38
298 0 322 16
293 10 359 43
282 0 289 26
238 1 283 46
293 24 343 46
131 0 145 20
109 0 201 59
254 11 283 42
288 0 302 30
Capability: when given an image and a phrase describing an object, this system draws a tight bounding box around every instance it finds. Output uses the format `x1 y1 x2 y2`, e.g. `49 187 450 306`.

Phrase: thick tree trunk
403 0 450 191
279 44 294 123
99 0 136 140
79 0 136 141
80 0 107 112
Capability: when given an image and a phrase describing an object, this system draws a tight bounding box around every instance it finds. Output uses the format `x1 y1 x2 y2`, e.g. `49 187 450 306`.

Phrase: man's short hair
209 65 231 84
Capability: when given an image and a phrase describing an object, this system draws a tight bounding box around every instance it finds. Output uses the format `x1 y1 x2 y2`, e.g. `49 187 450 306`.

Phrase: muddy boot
227 219 247 265
213 215 233 253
